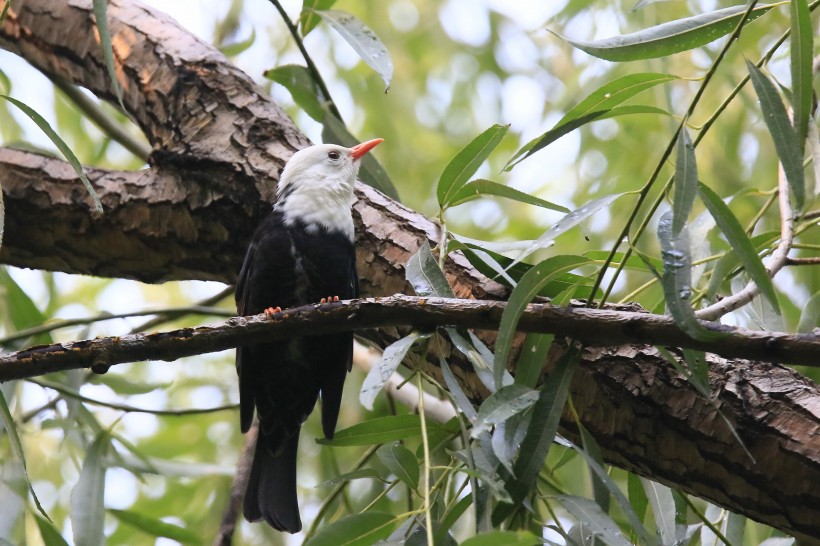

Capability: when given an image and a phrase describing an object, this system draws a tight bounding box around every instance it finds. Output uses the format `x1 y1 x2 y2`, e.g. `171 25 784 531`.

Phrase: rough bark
1 0 819 540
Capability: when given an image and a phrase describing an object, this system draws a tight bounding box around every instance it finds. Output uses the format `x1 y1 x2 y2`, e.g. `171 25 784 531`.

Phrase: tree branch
1 296 818 380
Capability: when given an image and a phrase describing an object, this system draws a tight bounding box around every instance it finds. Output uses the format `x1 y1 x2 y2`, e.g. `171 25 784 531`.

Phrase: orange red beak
350 138 384 160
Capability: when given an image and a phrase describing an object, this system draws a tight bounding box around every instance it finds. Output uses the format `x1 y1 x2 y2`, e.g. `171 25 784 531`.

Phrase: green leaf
0 95 103 214
70 432 110 546
556 4 773 62
557 495 632 546
628 473 649 525
264 64 326 122
746 61 805 210
439 356 477 420
35 513 70 546
672 127 697 237
219 28 256 57
405 240 455 297
494 348 580 523
471 384 539 438
318 414 455 446
514 333 553 389
797 290 820 333
460 530 542 546
641 479 677 546
109 509 201 544
446 327 501 392
698 183 780 314
377 442 419 489
92 0 125 112
304 512 399 546
658 211 724 341
511 193 628 265
494 255 590 388
360 331 430 410
320 110 398 199
436 495 473 544
572 436 657 545
438 124 509 207
0 67 9 95
444 178 569 212
314 10 393 91
0 388 51 521
790 0 813 151
300 0 337 36
506 80 675 169
0 268 51 345
578 424 609 513
585 250 663 272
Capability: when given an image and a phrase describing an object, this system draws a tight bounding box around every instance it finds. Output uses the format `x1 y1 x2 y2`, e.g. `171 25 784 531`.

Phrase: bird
235 138 383 533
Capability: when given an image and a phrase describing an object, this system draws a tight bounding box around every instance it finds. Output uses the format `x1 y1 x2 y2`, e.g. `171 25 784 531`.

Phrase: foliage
0 0 818 545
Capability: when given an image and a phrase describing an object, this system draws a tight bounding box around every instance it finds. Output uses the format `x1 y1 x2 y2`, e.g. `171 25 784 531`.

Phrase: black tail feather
244 431 302 533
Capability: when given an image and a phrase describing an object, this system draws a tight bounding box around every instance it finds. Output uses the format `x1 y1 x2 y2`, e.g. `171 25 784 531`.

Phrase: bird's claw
319 296 340 304
264 306 282 318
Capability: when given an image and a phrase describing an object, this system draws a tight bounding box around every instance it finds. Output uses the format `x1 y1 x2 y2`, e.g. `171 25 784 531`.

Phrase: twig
417 372 434 546
213 423 257 546
1 296 819 382
28 377 237 416
786 257 820 265
267 0 343 121
697 156 795 321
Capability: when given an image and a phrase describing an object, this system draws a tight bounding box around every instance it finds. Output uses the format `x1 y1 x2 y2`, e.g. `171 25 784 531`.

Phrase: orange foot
264 306 282 318
319 296 340 304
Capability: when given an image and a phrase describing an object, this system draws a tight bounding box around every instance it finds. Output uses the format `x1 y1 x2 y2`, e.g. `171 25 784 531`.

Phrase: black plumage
234 139 382 533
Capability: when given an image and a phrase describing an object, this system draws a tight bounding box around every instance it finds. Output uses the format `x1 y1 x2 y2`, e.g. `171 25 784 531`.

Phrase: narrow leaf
790 0 813 150
494 255 590 388
746 61 805 210
304 512 399 546
445 178 569 212
440 356 477 420
92 0 125 112
219 28 256 57
494 349 580 523
698 183 780 313
507 85 675 169
300 0 338 36
557 495 632 546
377 442 419 489
319 468 386 486
35 513 70 546
360 331 430 410
0 389 51 521
797 290 820 333
315 10 393 91
109 509 202 544
71 432 110 546
578 425 609 513
438 124 509 207
320 110 398 199
446 327 500 392
672 127 697 237
511 193 627 265
641 479 677 546
0 0 11 25
318 414 456 446
0 95 103 214
658 211 724 341
628 473 649 525
514 333 553 389
471 384 539 438
406 241 455 297
460 530 542 546
265 64 326 122
572 439 656 545
557 4 773 62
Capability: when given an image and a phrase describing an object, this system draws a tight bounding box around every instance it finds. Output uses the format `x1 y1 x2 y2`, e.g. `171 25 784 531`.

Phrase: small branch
1 296 818 384
697 163 795 321
786 257 820 265
213 423 257 546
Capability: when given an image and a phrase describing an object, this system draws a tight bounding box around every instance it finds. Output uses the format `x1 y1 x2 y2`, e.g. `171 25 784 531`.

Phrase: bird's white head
275 139 383 240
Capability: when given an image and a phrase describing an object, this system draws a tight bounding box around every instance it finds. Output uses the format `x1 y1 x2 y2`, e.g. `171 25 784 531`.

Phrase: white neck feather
275 172 356 240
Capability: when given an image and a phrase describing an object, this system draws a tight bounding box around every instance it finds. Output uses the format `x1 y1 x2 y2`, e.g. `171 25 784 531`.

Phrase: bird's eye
328 150 341 160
